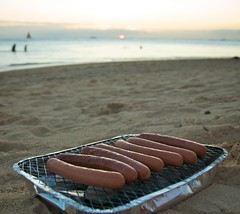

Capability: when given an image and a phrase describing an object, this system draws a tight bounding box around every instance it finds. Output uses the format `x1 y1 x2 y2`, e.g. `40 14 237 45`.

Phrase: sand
0 58 240 214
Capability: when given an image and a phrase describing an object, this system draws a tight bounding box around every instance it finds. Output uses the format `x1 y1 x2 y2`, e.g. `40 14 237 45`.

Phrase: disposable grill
13 134 228 213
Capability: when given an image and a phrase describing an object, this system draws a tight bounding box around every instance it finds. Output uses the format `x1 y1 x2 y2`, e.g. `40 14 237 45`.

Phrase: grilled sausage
81 146 151 181
96 143 164 172
57 153 138 183
139 133 207 157
127 137 198 164
46 158 125 189
115 140 183 167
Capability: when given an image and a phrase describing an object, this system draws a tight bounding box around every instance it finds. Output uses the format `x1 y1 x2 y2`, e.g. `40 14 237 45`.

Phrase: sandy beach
0 58 240 214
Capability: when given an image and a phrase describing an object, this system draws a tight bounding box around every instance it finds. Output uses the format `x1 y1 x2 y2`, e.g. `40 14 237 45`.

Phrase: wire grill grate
15 135 226 212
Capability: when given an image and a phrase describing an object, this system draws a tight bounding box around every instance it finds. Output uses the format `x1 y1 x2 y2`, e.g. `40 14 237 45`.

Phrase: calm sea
0 38 239 72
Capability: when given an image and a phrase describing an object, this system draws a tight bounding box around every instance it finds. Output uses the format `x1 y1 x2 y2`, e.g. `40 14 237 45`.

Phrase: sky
0 0 240 39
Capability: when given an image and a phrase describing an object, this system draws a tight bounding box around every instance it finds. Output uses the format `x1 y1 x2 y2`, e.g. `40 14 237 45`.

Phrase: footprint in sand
0 140 27 152
30 126 52 137
96 103 126 116
0 112 23 126
17 117 41 126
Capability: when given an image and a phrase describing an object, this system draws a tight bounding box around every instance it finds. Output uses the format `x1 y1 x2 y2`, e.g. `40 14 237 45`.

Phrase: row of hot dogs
46 133 207 189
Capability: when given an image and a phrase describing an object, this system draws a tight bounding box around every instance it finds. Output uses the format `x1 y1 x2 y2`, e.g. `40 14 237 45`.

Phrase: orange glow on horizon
0 0 240 31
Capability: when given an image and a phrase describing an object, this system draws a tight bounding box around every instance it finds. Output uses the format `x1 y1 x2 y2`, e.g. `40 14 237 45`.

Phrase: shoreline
0 58 239 214
0 56 238 74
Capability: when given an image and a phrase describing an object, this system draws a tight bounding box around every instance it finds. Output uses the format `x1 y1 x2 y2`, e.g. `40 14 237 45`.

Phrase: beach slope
0 59 239 213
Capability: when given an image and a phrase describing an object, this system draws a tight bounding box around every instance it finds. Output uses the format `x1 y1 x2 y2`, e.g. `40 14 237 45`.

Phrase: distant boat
26 33 31 39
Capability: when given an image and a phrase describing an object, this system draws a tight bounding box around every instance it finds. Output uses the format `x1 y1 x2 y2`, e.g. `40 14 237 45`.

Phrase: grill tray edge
13 134 228 213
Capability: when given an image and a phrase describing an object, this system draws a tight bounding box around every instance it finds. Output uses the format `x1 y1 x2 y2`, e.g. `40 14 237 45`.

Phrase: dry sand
0 58 240 214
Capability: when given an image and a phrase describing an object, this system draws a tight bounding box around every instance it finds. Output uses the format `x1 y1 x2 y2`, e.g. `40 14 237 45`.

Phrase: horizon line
1 20 240 32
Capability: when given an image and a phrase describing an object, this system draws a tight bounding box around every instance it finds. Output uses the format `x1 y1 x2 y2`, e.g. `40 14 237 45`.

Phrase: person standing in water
11 43 16 52
24 45 28 52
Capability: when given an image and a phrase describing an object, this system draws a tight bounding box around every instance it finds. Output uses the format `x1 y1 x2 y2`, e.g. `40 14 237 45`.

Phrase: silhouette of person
24 45 28 52
11 43 16 52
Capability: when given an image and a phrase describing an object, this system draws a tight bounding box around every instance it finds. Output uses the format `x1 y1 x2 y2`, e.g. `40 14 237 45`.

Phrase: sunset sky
1 0 240 39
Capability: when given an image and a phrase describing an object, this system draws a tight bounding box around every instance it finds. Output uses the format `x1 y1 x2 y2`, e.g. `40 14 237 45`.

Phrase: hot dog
81 146 151 181
127 137 198 164
46 158 125 189
96 143 164 172
115 140 183 167
139 133 207 157
57 153 138 183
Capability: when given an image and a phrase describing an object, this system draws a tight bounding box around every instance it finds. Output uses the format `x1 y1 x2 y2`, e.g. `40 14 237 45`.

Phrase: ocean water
0 38 239 72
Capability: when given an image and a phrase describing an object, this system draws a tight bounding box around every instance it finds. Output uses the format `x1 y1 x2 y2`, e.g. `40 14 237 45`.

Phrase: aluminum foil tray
13 134 228 213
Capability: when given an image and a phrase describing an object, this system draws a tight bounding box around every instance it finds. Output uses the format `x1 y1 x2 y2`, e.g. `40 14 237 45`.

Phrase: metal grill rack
13 134 228 213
